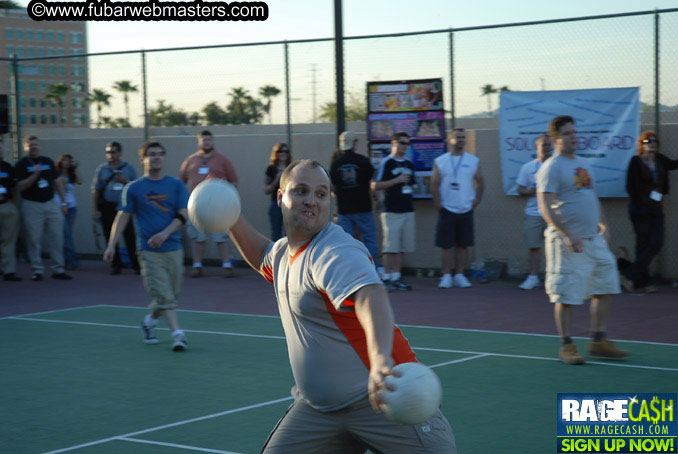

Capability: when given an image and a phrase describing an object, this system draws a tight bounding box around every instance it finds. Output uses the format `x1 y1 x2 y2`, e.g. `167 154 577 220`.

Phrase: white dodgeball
380 362 443 425
187 179 241 233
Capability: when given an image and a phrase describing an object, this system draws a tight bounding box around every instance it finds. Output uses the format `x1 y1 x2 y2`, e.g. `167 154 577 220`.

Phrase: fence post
284 41 291 147
141 50 149 141
448 29 455 130
654 10 660 139
334 0 346 138
10 54 21 162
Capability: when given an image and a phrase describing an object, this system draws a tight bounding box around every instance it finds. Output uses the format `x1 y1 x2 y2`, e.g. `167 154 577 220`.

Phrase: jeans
268 199 285 241
63 207 80 268
623 203 664 288
336 212 380 267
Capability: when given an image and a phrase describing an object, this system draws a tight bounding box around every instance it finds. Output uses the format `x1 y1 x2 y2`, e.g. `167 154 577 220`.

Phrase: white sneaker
438 275 453 289
519 275 540 290
171 331 187 352
453 273 472 288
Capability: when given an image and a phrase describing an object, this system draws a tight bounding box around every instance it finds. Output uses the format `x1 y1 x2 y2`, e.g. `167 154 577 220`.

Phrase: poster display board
367 79 446 199
499 88 640 198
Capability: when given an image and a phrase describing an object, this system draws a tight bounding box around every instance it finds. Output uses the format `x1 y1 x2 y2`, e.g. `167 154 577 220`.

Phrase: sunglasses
277 149 289 153
396 140 411 146
642 139 657 144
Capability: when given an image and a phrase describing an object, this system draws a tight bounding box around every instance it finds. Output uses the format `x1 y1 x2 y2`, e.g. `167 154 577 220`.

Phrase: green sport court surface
2 305 676 454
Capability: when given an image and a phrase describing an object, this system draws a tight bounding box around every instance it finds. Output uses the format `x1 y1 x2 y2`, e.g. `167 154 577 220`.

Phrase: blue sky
15 0 678 53
14 0 678 124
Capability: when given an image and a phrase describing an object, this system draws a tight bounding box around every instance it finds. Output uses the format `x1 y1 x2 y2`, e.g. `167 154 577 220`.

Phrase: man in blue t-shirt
104 141 190 352
372 132 416 291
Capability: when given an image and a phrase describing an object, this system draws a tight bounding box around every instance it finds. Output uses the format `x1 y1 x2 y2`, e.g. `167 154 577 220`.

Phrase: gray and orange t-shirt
260 222 417 412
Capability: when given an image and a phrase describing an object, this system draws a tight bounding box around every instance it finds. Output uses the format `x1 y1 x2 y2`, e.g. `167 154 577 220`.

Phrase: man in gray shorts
536 116 628 365
516 134 551 290
228 160 457 453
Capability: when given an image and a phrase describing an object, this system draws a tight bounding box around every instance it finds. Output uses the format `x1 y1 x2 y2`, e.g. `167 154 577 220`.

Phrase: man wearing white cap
330 131 381 273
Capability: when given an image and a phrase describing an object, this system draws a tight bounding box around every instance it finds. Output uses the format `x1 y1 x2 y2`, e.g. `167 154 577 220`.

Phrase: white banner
499 88 639 198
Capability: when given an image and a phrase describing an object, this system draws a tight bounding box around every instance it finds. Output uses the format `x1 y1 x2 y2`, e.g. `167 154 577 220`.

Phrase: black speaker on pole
0 95 9 135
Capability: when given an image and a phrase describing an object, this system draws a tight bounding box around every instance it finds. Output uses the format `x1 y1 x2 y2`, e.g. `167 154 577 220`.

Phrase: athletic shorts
139 249 184 315
544 232 620 305
262 396 457 453
380 212 416 253
186 219 230 243
435 208 474 249
523 214 547 249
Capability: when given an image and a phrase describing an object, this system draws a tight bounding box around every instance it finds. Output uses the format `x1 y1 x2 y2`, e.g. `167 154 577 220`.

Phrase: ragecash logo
557 393 677 453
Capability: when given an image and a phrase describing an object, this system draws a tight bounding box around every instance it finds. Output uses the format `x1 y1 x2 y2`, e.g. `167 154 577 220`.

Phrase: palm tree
480 84 497 116
112 80 138 126
481 84 497 115
44 83 69 125
86 88 111 128
259 85 281 124
228 87 249 120
0 1 21 9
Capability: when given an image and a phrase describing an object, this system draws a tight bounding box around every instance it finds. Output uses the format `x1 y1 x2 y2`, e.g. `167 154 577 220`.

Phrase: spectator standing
622 130 678 293
516 134 552 290
537 115 627 365
330 131 381 271
372 132 416 291
0 142 21 281
56 154 82 270
430 128 483 289
92 142 140 275
264 143 291 241
179 130 238 278
104 142 189 351
15 136 72 281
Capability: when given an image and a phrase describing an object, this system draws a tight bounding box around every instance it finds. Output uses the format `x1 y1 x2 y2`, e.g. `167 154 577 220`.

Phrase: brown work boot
190 267 203 278
223 267 235 278
588 339 628 358
559 343 585 365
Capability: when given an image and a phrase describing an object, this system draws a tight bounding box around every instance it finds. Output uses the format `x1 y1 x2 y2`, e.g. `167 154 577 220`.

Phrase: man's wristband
174 213 187 224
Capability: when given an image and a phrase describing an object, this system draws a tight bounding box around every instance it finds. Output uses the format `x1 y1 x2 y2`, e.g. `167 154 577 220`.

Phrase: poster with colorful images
367 78 445 199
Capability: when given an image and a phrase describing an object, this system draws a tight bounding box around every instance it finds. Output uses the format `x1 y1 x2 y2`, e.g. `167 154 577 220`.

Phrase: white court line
0 305 105 320
8 304 676 347
11 317 678 372
99 304 678 347
42 396 294 454
118 437 244 454
6 316 287 340
430 354 490 368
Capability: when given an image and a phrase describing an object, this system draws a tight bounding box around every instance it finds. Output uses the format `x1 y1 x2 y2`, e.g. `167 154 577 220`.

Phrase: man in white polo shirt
516 134 551 290
431 128 484 289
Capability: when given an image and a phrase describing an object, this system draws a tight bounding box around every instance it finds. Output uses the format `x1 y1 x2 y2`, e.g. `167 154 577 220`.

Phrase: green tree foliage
44 83 69 126
259 85 282 124
318 92 367 123
86 88 112 128
112 80 138 126
147 100 192 127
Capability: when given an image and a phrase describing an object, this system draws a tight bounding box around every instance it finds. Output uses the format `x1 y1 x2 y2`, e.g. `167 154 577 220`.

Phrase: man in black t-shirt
15 136 72 281
329 131 381 271
0 142 21 281
372 132 416 291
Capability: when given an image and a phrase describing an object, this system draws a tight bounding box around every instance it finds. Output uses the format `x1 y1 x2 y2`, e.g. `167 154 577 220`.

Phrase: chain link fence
3 9 677 143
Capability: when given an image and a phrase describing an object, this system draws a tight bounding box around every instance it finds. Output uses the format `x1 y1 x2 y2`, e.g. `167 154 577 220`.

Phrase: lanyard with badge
0 169 7 197
198 154 210 176
27 157 49 189
450 153 465 190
